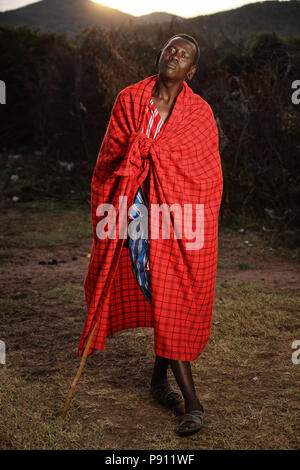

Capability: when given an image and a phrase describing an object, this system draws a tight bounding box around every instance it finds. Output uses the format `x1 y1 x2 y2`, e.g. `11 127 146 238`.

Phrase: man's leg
151 357 201 409
169 360 203 432
151 355 169 385
150 355 182 406
151 357 203 432
169 360 202 412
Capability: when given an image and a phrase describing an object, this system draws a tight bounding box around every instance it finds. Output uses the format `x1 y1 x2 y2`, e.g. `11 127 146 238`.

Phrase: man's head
155 34 200 82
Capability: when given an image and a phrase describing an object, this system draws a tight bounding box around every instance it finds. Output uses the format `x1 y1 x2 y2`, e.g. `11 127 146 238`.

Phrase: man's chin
159 67 179 80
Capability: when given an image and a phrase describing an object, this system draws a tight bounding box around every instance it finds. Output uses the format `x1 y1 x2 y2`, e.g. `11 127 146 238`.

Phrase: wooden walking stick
61 321 98 418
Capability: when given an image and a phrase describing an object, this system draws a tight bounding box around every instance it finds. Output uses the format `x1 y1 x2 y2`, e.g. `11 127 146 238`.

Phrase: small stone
10 174 19 183
8 154 22 160
59 161 74 171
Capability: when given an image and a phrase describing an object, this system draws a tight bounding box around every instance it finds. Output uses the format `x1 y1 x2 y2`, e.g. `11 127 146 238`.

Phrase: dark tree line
0 25 299 226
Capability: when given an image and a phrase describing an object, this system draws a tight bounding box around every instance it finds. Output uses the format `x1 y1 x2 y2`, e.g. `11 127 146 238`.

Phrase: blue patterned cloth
128 186 151 304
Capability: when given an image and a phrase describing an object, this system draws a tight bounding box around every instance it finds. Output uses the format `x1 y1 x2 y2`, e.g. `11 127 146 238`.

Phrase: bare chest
151 96 173 123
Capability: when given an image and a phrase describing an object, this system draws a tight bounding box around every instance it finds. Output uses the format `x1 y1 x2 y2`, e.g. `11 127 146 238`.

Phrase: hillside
0 0 179 34
0 0 300 40
133 11 183 25
184 1 300 43
0 0 133 35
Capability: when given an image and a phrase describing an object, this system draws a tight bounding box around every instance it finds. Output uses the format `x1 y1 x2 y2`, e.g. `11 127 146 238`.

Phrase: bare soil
0 200 299 450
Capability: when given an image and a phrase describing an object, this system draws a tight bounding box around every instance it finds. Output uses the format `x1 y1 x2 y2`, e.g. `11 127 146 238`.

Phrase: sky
0 0 273 17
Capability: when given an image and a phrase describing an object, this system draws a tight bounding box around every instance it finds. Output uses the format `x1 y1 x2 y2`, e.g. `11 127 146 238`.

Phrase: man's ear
155 50 162 68
186 65 197 81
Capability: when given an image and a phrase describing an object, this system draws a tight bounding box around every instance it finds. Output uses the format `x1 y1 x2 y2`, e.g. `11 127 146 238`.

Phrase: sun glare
90 0 203 18
0 1 270 16
90 0 262 17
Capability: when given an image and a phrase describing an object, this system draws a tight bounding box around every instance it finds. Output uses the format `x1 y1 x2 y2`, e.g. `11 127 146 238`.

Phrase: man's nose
170 51 180 61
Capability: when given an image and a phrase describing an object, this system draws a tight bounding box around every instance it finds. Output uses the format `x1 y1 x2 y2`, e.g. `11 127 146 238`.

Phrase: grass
236 262 256 270
0 280 299 449
0 200 91 248
0 200 299 449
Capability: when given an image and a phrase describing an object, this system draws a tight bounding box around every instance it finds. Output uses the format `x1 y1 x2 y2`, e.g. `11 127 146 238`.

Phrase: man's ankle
150 376 168 386
184 396 202 413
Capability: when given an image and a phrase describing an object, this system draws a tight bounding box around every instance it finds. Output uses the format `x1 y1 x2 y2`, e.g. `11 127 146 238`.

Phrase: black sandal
177 406 205 437
150 381 183 408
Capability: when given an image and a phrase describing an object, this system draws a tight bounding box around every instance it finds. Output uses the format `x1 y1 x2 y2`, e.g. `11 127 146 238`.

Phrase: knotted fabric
113 131 155 177
77 74 223 361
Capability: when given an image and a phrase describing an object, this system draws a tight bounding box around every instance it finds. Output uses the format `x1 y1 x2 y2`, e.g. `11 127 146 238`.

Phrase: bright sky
0 0 272 17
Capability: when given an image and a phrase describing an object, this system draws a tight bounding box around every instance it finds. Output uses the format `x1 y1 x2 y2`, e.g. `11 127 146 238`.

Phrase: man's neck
151 75 183 104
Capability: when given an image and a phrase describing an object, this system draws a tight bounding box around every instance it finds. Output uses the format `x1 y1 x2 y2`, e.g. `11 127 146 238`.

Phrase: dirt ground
0 199 299 450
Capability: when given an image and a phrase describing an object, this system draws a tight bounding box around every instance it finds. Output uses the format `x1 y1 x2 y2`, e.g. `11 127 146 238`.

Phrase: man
78 34 223 437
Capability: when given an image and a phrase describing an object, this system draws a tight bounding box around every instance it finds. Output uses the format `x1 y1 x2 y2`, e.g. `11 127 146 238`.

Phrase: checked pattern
77 75 223 361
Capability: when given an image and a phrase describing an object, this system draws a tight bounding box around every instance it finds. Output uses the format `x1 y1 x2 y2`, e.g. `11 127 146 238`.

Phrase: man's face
158 37 197 82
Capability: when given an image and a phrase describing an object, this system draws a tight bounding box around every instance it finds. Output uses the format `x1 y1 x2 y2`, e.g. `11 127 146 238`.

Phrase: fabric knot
114 131 155 177
138 134 154 159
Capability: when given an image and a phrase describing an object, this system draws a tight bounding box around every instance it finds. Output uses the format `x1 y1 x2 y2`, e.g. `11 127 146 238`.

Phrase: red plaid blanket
77 74 223 361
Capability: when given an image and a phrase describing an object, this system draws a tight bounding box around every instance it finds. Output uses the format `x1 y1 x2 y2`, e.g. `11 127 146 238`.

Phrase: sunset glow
0 0 273 17
91 0 266 17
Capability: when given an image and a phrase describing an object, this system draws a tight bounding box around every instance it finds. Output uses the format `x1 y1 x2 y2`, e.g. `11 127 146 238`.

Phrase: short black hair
155 34 200 69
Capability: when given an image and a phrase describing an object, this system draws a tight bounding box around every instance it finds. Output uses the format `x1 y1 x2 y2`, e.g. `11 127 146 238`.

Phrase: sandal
177 406 205 437
150 381 183 408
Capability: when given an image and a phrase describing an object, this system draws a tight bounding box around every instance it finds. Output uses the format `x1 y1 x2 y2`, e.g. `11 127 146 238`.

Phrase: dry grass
0 200 299 449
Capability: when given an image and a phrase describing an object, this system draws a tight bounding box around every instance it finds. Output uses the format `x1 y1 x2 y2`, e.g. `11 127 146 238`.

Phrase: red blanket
77 74 223 361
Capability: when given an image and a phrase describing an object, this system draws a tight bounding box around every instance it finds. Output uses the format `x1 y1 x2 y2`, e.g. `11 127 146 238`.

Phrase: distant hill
133 11 183 25
184 1 300 44
0 0 133 35
0 0 180 34
0 0 299 41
